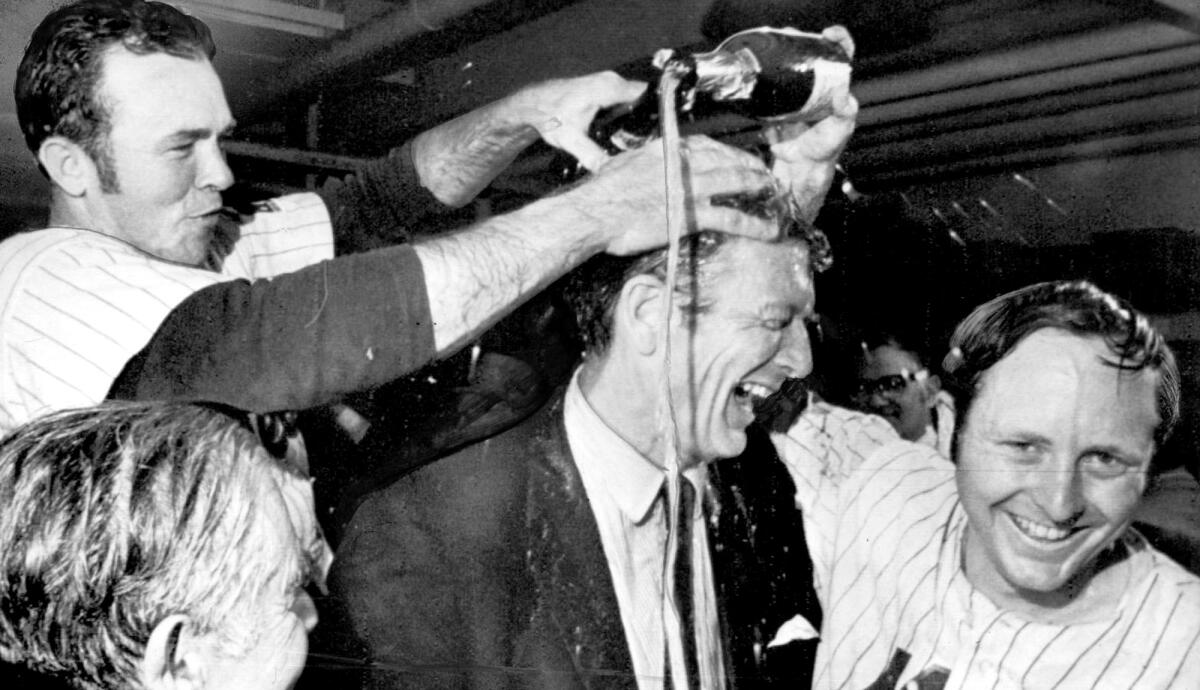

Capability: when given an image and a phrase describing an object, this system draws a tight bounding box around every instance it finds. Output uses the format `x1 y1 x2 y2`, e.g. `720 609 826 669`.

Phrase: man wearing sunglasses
847 331 955 458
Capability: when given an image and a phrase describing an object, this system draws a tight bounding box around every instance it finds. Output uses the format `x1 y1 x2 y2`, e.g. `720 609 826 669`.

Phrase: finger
835 92 860 120
762 120 811 146
544 128 611 172
686 160 776 199
821 25 855 60
681 135 772 172
691 205 781 242
593 72 648 107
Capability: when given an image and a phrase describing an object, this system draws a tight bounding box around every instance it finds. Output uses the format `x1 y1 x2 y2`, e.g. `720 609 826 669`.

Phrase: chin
1002 556 1091 598
710 429 749 462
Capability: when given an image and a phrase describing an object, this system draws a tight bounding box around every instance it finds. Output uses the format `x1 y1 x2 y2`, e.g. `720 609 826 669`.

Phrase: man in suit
327 207 833 687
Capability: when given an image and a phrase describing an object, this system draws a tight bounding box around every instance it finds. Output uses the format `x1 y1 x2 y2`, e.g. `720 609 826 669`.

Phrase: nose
1036 462 1086 525
293 588 319 633
775 320 813 379
197 139 234 192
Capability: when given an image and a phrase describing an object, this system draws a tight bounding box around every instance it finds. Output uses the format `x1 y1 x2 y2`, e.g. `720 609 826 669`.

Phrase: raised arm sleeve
317 140 447 255
108 245 435 413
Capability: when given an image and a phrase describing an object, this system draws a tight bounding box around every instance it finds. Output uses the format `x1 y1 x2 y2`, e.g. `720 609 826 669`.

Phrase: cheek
124 158 196 204
955 446 1017 509
1086 476 1146 523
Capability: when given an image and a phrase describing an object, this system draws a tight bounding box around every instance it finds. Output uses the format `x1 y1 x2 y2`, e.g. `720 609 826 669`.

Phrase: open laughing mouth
1007 512 1081 543
733 382 776 411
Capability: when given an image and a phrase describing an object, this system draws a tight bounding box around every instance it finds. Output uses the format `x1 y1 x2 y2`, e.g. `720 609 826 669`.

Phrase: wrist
528 186 611 259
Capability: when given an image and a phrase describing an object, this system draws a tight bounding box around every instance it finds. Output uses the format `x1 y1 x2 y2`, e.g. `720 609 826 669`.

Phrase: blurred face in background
851 343 937 441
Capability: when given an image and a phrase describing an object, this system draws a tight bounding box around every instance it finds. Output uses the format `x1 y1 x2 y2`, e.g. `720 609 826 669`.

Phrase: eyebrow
1085 443 1148 462
165 121 238 145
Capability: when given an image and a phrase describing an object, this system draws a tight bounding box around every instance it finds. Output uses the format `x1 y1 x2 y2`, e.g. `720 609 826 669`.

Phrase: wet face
89 47 234 265
206 468 327 690
852 344 933 441
956 329 1159 609
669 238 814 464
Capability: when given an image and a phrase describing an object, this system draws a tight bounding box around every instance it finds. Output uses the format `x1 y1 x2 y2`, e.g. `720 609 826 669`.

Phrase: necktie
667 477 699 690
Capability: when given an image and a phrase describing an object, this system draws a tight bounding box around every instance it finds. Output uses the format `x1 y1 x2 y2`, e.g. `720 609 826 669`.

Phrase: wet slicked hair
15 0 215 189
0 402 314 690
564 217 831 355
942 280 1180 453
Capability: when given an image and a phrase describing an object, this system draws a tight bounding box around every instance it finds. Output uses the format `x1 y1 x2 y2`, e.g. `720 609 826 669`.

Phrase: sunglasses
850 368 928 399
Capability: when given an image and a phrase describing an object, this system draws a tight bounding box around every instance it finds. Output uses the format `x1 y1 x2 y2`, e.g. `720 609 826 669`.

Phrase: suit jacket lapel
504 395 637 688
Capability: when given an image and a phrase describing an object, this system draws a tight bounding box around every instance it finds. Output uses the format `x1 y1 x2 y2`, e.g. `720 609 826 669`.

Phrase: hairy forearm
415 192 603 355
410 96 542 208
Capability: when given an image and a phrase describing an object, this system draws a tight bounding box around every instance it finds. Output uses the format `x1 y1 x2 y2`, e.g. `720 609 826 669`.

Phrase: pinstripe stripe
39 266 155 330
25 291 123 347
1128 591 1184 687
248 242 332 261
240 219 327 236
12 379 47 410
1019 626 1070 686
1088 571 1159 686
1166 622 1200 686
10 343 97 396
958 613 1001 681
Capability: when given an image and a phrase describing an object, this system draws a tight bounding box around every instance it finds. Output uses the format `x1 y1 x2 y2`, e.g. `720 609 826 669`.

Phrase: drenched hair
0 402 316 690
564 218 831 354
942 280 1180 451
15 0 215 189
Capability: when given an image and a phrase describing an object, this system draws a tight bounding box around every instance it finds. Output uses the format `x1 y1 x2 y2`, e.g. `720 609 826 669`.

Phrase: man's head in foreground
16 0 234 265
0 402 328 690
943 280 1179 613
565 219 831 467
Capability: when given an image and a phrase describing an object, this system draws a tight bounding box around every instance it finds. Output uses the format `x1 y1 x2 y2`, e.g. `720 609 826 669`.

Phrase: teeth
1010 513 1073 542
736 383 774 403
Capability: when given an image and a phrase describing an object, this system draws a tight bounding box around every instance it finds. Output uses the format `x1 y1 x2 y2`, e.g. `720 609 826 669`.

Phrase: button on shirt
564 373 725 689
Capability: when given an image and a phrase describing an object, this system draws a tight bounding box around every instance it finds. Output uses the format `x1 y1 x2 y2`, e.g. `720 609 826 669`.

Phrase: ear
921 373 942 408
140 615 206 690
615 274 668 357
37 135 100 198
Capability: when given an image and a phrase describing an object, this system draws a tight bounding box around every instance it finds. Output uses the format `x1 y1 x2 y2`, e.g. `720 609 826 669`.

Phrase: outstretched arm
411 71 647 206
322 72 648 254
111 80 779 412
417 134 779 354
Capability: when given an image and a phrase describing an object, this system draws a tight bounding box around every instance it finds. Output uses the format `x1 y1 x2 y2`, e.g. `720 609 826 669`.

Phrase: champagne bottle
591 26 852 157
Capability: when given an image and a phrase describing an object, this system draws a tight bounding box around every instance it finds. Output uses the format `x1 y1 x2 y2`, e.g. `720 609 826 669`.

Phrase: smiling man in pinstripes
778 280 1200 688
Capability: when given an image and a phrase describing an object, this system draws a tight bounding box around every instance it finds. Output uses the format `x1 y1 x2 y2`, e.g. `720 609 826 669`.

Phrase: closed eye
1001 439 1044 461
762 317 793 331
1081 451 1137 478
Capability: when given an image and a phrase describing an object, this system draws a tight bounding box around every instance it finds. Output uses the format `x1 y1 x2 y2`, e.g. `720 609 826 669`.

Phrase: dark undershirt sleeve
108 245 435 413
109 141 451 413
318 140 446 254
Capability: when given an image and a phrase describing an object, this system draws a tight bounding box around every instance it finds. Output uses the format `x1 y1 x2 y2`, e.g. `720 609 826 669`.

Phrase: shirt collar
564 370 707 524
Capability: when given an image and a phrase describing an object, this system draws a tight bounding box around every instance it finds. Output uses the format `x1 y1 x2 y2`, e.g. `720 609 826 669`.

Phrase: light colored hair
0 402 312 689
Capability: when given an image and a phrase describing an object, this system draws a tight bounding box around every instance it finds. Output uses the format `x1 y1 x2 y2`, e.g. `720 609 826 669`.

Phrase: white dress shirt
564 371 725 689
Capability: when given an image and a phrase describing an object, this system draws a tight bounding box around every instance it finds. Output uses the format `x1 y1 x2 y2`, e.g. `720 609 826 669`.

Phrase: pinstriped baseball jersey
775 402 1200 689
0 192 332 434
